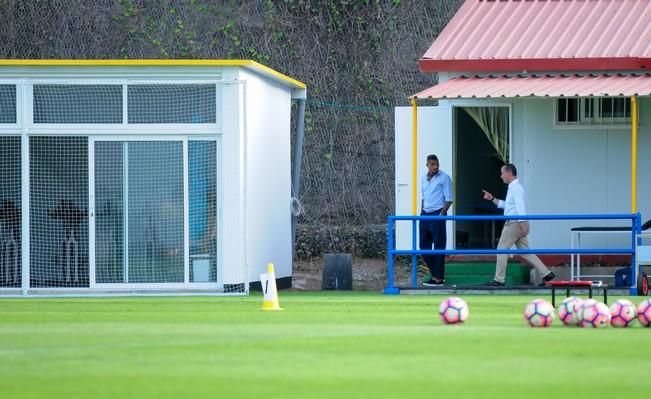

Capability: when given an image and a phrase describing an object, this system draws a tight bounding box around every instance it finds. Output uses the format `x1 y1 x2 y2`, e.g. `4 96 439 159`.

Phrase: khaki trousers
495 222 551 283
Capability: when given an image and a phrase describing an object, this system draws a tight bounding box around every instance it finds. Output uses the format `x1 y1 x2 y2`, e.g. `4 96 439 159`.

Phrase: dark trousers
419 209 446 280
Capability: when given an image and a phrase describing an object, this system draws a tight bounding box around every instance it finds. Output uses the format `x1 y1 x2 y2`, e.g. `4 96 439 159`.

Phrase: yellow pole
631 96 638 213
410 97 418 215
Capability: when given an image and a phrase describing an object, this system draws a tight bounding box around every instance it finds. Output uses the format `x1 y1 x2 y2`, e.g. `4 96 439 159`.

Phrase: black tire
638 272 649 296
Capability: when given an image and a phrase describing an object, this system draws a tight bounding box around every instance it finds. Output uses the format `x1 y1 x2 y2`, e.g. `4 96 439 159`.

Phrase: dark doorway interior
454 107 508 249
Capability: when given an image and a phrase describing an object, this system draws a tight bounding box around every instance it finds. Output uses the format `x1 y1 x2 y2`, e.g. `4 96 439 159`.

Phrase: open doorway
454 106 510 249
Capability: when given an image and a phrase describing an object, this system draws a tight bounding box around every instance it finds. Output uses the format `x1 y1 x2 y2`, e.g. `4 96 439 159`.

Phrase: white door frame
89 135 221 290
450 101 512 249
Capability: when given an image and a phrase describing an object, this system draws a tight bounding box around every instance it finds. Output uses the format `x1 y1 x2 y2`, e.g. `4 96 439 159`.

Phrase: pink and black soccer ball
524 299 554 327
557 296 583 326
638 299 651 327
439 297 469 325
609 299 637 328
580 301 610 328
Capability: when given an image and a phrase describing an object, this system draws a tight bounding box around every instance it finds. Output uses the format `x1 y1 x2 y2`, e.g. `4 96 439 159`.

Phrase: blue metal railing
385 213 642 295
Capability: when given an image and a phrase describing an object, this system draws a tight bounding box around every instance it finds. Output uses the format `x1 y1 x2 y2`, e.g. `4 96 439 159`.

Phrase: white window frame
554 97 634 129
89 135 223 291
25 78 224 135
0 80 21 132
0 81 22 291
126 81 221 126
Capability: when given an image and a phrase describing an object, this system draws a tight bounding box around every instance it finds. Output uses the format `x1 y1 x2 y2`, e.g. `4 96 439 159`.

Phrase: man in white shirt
481 164 555 286
421 154 453 287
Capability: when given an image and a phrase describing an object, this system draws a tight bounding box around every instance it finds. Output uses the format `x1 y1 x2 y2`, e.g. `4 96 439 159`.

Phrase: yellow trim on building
246 61 306 89
0 59 306 89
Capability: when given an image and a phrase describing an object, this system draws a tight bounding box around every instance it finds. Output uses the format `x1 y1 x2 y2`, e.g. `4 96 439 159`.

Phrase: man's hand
440 201 452 216
482 190 494 201
519 222 528 237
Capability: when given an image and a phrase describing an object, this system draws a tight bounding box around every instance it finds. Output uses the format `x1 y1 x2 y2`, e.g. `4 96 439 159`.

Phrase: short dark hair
503 163 517 176
426 154 439 163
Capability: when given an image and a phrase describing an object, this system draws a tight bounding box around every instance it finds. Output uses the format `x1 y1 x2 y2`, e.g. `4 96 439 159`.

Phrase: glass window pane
33 85 122 124
614 98 626 118
557 99 567 122
0 137 21 287
128 84 216 123
567 98 578 122
95 142 125 283
600 98 613 118
583 98 594 119
30 137 88 287
0 85 17 123
127 142 184 283
189 141 217 282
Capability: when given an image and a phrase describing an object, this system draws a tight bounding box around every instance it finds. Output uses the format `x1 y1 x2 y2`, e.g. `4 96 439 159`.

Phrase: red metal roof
411 73 651 99
421 0 651 73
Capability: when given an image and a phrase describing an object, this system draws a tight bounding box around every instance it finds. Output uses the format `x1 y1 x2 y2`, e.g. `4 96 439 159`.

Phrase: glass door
188 140 218 283
91 137 218 286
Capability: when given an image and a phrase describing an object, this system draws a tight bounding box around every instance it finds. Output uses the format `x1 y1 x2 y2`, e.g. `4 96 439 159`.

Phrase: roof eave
0 59 307 90
419 58 651 73
409 73 651 100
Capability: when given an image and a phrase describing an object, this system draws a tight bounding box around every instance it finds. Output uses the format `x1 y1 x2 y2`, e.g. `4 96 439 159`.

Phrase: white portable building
0 59 306 295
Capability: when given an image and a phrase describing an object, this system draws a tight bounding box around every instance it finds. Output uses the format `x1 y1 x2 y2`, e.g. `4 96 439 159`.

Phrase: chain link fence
0 0 463 258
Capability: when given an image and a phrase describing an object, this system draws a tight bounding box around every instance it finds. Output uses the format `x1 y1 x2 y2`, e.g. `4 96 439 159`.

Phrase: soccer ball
576 298 597 318
557 296 583 326
439 297 469 324
524 299 554 327
609 299 637 328
575 298 596 326
580 301 610 328
638 299 651 327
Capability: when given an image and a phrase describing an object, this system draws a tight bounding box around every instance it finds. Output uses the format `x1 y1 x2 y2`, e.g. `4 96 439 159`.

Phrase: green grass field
1 292 650 399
